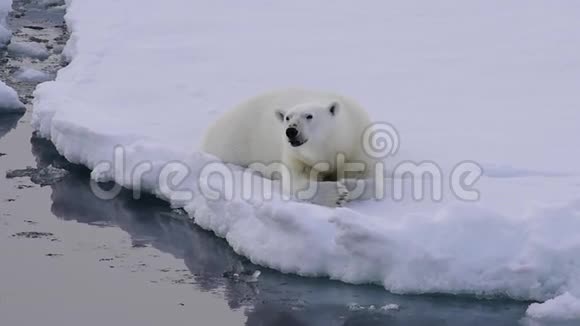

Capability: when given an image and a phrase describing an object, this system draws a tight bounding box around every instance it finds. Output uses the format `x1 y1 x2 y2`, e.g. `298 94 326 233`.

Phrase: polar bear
201 89 378 206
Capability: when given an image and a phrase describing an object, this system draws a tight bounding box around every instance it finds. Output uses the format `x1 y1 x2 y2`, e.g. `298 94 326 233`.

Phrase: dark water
0 1 544 325
0 114 20 139
30 134 531 326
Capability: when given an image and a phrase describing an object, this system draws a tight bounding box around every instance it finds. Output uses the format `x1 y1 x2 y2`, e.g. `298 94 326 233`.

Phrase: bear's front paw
335 180 350 207
306 180 350 207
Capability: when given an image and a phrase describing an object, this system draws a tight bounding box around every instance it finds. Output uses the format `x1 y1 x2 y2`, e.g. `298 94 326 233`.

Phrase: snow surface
32 0 580 319
14 67 52 83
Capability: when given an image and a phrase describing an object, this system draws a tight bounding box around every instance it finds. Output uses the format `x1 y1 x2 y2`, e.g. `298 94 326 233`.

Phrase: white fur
202 89 376 206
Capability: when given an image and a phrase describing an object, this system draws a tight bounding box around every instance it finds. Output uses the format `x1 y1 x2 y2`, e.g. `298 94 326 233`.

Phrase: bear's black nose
286 127 298 139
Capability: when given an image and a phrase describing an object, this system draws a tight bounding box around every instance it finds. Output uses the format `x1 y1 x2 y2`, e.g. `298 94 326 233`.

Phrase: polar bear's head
275 101 339 148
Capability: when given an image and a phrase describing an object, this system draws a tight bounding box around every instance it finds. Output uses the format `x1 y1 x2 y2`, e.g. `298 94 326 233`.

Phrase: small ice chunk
0 0 12 47
347 303 399 312
0 80 25 113
222 269 261 283
0 25 9 47
14 68 52 83
7 41 50 60
40 0 64 7
347 303 365 311
380 304 400 311
6 164 68 186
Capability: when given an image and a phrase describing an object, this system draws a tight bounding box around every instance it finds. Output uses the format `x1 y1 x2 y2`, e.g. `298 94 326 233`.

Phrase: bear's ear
329 101 339 116
275 109 286 122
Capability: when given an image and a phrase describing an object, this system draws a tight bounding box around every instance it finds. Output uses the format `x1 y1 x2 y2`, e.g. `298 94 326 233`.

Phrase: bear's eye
306 114 313 120
285 116 289 121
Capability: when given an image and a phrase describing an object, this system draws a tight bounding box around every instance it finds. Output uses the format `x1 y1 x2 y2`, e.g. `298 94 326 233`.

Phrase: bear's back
201 88 371 168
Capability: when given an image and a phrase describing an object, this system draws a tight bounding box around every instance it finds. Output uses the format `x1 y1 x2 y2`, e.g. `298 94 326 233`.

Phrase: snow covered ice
526 292 580 321
31 0 580 320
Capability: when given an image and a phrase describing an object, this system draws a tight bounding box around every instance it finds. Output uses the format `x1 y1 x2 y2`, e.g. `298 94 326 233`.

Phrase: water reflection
31 135 529 326
0 113 23 141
